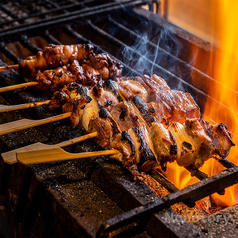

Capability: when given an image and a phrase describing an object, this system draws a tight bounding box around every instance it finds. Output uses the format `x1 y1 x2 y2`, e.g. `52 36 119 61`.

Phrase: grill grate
0 1 237 237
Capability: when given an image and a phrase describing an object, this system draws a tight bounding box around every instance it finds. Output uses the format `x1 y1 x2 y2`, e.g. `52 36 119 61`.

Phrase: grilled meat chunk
110 102 140 131
35 66 77 91
34 54 122 91
49 82 91 128
89 53 122 79
119 79 148 101
88 118 112 148
149 122 177 169
168 119 213 168
18 44 94 78
201 120 235 158
92 85 119 111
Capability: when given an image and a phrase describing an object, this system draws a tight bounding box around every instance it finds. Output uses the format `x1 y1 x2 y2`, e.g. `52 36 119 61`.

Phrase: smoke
120 10 185 90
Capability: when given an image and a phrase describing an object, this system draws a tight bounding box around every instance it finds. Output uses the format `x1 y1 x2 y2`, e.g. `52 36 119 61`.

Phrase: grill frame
0 1 237 237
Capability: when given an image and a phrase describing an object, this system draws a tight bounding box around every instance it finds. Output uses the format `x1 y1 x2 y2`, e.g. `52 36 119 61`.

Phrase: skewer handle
0 100 51 113
1 132 98 164
17 147 119 165
0 81 38 93
0 112 71 136
0 64 19 72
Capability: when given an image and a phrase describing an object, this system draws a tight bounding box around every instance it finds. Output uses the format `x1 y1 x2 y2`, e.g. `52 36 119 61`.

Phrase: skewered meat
201 120 235 158
35 72 234 171
168 120 213 168
48 82 91 128
1 43 234 172
34 54 122 91
89 53 122 79
75 75 234 171
6 67 233 171
18 44 94 78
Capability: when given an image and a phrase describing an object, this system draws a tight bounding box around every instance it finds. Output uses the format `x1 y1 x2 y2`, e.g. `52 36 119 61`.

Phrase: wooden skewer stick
0 81 39 93
0 112 71 136
2 131 98 164
16 147 119 165
0 64 19 72
0 100 51 113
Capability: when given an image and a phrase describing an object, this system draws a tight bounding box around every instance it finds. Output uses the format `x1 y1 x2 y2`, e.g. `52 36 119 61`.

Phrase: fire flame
199 0 238 207
163 1 238 208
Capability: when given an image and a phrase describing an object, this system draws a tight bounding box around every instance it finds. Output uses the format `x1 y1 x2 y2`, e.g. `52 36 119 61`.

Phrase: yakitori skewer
0 112 71 136
16 147 119 165
0 44 122 94
2 131 98 164
0 44 94 78
0 100 51 113
0 70 235 172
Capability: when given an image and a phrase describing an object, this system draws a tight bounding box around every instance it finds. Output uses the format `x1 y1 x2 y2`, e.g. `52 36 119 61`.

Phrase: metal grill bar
19 35 40 54
0 0 148 39
42 30 62 45
150 172 179 193
97 166 238 237
0 0 94 27
216 157 237 168
0 42 21 63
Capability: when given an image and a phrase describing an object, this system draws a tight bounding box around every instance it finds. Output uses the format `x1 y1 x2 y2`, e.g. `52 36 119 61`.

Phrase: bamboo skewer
0 112 71 136
0 64 19 72
0 100 51 113
1 132 98 164
16 147 119 165
0 81 39 93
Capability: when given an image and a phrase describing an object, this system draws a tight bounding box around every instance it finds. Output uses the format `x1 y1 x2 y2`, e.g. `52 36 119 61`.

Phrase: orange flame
199 0 238 207
163 1 238 208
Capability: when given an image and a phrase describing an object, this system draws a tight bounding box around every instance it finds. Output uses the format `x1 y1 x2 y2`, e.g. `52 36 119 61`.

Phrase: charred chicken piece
92 83 120 111
18 44 94 78
201 120 235 159
168 119 213 168
48 82 91 128
131 95 177 170
149 122 177 170
34 54 122 91
88 106 121 148
132 74 201 126
89 53 123 79
118 79 149 102
35 66 77 91
110 101 140 131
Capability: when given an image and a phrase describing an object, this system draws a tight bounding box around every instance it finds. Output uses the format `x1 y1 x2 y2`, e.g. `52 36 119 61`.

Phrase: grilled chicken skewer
65 74 233 171
0 44 94 78
0 84 92 135
0 45 122 93
0 73 234 171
